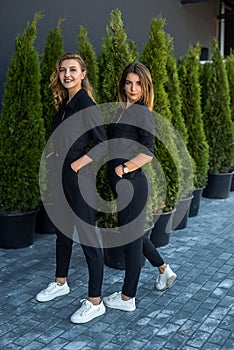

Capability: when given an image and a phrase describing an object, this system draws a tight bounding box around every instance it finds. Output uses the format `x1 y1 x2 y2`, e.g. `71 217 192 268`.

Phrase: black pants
55 230 103 297
54 161 103 298
108 164 149 297
143 236 164 267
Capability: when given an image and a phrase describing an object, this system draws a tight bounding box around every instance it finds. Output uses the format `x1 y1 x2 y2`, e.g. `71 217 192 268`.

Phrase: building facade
0 0 233 102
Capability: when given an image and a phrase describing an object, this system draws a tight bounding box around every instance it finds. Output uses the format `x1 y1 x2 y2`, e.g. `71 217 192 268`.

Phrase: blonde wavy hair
50 52 95 109
118 62 154 111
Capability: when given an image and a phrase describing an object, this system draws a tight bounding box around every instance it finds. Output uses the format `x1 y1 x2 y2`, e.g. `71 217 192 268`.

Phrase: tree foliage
178 44 209 187
97 9 134 103
0 12 45 212
225 50 234 123
202 39 233 173
165 33 188 144
96 9 137 228
141 16 185 209
77 25 99 99
141 16 171 119
225 50 234 167
40 17 64 141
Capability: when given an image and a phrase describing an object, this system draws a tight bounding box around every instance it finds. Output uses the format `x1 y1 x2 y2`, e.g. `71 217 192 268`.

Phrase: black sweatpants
108 164 149 297
55 161 103 298
143 236 164 267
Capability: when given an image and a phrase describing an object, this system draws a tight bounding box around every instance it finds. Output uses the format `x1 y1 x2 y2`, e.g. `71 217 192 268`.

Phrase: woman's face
124 73 143 104
59 59 86 93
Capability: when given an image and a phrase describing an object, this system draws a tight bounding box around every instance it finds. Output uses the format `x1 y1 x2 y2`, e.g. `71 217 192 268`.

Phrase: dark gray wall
0 0 218 102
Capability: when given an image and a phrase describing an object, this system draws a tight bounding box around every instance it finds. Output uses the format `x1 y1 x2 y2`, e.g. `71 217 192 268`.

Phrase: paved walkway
0 192 233 350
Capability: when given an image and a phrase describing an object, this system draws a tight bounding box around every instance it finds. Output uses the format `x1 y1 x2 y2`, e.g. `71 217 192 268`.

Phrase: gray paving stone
21 341 46 350
111 328 138 346
1 344 23 350
186 330 212 348
198 317 220 333
190 307 210 322
0 331 20 348
40 337 70 350
102 342 123 350
209 306 231 320
120 339 147 349
37 327 65 344
61 334 94 349
222 339 234 350
13 330 42 347
202 297 220 310
0 193 233 349
208 328 232 346
86 331 115 349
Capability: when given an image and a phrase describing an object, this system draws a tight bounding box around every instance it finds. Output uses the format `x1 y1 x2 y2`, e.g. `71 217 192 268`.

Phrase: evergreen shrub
0 12 45 213
77 25 99 99
202 39 233 173
178 44 209 188
40 17 64 142
141 16 185 210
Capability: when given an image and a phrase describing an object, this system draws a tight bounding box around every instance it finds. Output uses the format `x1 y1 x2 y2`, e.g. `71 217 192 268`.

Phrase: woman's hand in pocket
115 165 123 178
71 160 79 173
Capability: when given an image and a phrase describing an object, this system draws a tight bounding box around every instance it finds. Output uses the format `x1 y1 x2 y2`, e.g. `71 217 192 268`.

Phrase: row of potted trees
0 10 233 251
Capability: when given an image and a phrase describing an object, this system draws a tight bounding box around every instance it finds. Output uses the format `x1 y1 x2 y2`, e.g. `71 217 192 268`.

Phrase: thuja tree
141 17 171 118
199 60 210 112
141 17 182 210
0 12 45 212
202 39 233 173
226 50 234 123
165 33 188 144
177 44 209 188
225 50 234 168
97 9 134 103
128 39 139 62
96 9 136 228
165 34 195 198
40 17 64 141
77 25 99 99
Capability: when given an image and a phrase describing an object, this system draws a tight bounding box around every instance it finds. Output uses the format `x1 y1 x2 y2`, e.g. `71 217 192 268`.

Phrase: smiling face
59 59 86 96
124 72 143 106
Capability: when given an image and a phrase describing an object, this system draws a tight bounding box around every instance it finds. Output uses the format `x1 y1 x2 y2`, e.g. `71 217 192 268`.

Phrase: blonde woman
36 53 106 324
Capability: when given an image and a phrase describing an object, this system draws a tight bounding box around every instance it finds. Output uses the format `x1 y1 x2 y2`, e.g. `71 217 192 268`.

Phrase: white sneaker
70 299 106 324
36 282 70 302
156 265 177 291
103 291 136 311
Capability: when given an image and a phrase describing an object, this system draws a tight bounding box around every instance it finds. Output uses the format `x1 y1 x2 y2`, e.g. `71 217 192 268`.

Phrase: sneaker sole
70 307 106 324
156 275 177 291
36 289 70 302
103 300 136 312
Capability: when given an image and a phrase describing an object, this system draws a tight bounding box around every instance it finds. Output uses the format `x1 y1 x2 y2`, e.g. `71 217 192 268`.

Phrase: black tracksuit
50 89 106 297
107 102 158 297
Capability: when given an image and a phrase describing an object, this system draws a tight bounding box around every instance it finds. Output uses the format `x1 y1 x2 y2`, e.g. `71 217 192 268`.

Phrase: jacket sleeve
137 109 155 156
86 106 107 163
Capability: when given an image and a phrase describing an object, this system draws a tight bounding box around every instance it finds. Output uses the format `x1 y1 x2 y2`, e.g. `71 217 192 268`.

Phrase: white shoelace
79 299 92 315
45 282 63 293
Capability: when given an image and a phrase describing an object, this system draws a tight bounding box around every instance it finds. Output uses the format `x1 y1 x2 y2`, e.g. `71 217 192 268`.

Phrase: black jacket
51 89 106 163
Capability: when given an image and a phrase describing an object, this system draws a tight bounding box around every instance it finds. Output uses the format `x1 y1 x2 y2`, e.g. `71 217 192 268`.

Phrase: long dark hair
118 62 154 110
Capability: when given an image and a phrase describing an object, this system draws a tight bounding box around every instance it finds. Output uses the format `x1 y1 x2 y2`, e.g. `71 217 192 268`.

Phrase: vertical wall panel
0 0 218 102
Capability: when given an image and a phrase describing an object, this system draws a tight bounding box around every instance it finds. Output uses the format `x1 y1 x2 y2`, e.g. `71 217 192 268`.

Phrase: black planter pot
231 174 234 192
150 210 175 248
0 210 37 249
202 172 233 199
35 204 56 234
103 226 153 270
189 188 204 218
229 168 234 192
172 195 193 231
